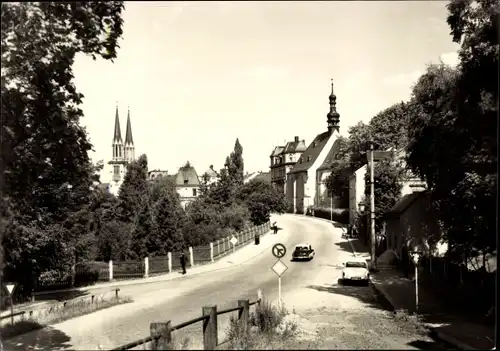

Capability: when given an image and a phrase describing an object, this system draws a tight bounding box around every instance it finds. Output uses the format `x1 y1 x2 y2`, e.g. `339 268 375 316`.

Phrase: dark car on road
291 243 315 261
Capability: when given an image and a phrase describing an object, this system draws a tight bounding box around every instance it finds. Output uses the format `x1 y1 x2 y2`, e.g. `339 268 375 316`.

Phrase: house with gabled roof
175 162 201 209
270 136 307 194
200 165 219 186
286 81 342 214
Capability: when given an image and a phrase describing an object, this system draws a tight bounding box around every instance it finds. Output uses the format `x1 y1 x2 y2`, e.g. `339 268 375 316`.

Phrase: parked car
341 259 369 285
292 243 315 261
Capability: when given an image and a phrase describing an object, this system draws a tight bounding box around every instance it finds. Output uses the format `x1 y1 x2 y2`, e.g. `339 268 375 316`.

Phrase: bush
74 263 100 287
309 206 349 224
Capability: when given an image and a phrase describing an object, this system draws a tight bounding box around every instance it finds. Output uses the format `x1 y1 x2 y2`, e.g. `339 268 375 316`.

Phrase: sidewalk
2 222 285 317
348 238 496 350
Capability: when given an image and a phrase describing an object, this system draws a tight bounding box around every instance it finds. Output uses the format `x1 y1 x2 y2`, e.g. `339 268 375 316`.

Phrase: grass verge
0 295 132 340
218 300 318 350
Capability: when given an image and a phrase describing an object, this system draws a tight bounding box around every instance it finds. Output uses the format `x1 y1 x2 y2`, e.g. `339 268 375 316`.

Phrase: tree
117 154 149 222
228 138 244 186
150 178 185 255
237 179 287 225
362 158 404 233
325 136 351 200
1 2 125 295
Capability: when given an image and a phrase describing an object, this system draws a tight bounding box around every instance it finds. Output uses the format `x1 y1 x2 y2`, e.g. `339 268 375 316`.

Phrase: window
193 188 197 196
113 165 119 175
307 156 311 162
184 179 188 184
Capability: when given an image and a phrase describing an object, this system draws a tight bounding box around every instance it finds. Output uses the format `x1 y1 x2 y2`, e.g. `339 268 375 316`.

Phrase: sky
73 1 460 180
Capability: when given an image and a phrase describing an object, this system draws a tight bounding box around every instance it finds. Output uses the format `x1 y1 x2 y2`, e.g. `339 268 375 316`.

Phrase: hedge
306 206 349 224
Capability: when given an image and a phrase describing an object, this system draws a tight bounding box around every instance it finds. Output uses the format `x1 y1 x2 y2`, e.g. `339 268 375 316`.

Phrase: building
348 149 427 227
175 162 201 209
270 137 306 194
200 165 219 186
148 169 170 181
286 81 343 214
106 105 135 195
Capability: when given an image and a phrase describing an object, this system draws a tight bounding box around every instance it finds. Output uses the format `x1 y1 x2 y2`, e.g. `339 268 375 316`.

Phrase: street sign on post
409 251 423 317
230 236 238 254
272 243 286 259
3 282 17 325
271 259 288 309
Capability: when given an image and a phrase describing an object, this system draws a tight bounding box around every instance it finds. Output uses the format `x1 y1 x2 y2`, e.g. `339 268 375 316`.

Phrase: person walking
180 252 187 275
273 221 278 234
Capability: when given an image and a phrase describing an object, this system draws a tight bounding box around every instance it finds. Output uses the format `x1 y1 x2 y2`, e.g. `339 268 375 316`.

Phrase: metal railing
112 297 262 350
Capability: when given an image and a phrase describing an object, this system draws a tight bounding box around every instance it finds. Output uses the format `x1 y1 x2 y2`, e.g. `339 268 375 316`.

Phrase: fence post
109 260 113 281
202 306 217 350
210 242 214 263
189 246 194 267
168 252 172 273
150 321 172 350
238 299 250 334
144 257 149 279
217 239 220 256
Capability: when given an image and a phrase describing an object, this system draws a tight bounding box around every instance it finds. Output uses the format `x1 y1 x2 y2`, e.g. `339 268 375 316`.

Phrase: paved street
3 215 447 350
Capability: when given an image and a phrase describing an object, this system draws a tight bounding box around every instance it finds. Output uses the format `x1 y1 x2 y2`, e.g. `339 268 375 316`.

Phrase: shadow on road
406 339 449 351
34 289 89 303
2 325 72 351
305 282 391 313
334 241 354 254
331 222 346 229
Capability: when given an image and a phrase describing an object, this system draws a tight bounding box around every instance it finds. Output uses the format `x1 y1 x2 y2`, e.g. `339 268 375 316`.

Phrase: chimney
294 136 299 142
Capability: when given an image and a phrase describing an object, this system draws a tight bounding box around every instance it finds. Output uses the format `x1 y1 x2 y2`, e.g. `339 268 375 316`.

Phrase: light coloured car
341 260 370 285
291 243 315 261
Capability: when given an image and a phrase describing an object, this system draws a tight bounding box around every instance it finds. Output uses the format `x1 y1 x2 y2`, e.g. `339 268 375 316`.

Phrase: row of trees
0 2 287 298
326 0 497 264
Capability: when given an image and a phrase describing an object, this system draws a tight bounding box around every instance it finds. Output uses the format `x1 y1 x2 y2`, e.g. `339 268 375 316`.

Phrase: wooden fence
111 296 262 350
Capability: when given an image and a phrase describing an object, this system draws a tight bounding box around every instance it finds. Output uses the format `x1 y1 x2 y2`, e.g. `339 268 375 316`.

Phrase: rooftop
290 131 331 173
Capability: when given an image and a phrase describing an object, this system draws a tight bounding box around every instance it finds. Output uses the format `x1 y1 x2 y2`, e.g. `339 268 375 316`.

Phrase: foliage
228 138 245 186
325 136 351 199
0 2 125 296
150 178 186 255
117 154 149 222
402 0 498 263
362 158 404 232
237 179 287 225
306 206 349 224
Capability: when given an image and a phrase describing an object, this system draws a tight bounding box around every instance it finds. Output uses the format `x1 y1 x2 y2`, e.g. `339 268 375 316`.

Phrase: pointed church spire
125 106 134 145
326 78 340 134
113 103 123 143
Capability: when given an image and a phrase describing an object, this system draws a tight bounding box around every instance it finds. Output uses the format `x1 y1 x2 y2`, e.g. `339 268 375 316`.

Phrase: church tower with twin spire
108 104 135 195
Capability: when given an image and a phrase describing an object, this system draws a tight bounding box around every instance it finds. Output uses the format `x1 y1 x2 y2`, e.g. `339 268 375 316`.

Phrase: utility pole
369 143 376 270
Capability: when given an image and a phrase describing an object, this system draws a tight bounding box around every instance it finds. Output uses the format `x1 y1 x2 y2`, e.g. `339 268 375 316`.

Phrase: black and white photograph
0 1 497 350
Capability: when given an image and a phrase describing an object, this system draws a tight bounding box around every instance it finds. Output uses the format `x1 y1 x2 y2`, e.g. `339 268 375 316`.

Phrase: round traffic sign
272 243 287 259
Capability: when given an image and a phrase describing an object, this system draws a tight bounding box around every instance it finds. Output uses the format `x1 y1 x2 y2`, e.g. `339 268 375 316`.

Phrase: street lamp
366 143 393 271
330 191 333 222
409 250 423 318
358 202 365 213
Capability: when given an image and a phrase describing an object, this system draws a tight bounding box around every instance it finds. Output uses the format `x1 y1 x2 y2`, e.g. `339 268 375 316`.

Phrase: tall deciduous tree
1 2 125 294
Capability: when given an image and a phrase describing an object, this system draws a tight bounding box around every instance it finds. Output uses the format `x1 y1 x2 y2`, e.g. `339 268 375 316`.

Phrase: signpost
409 251 422 317
272 243 286 259
3 282 17 325
271 243 288 309
230 236 238 254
